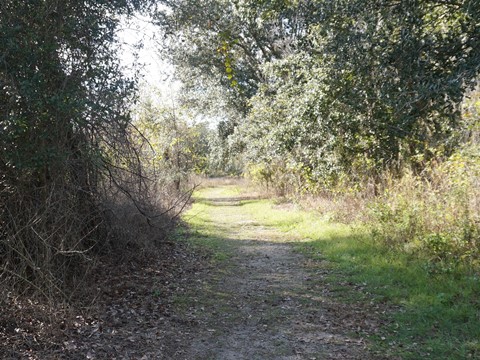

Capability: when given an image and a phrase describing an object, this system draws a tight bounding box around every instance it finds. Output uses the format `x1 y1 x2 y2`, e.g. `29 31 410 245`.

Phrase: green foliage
132 87 247 179
156 0 313 104
0 0 160 299
156 0 480 196
0 0 140 179
205 126 245 176
240 51 341 194
369 146 480 270
134 89 212 187
155 0 319 176
312 0 480 169
240 0 480 195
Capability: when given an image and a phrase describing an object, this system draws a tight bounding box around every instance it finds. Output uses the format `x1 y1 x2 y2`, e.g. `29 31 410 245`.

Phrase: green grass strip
180 184 479 359
242 196 480 360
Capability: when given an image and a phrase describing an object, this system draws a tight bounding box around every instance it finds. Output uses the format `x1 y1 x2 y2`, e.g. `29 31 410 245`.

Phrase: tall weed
369 147 480 270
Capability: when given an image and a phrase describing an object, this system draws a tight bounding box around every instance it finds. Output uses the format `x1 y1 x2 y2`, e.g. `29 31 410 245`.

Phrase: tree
243 0 480 191
155 0 318 119
0 0 151 297
153 0 480 193
311 0 480 172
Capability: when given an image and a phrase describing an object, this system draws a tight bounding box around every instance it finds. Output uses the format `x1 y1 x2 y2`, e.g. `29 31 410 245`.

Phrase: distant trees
134 89 212 185
155 0 480 191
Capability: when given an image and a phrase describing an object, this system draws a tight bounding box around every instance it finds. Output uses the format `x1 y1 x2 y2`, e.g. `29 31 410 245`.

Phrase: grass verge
241 196 480 360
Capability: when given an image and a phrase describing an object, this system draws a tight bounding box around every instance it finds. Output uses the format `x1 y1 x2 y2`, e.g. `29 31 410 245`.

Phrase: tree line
157 0 479 192
0 0 190 300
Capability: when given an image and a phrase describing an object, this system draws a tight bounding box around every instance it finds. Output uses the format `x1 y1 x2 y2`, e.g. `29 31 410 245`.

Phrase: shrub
368 148 480 270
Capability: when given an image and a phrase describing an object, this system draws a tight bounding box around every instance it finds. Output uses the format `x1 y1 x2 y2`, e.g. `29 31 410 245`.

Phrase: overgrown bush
369 147 480 270
0 0 190 303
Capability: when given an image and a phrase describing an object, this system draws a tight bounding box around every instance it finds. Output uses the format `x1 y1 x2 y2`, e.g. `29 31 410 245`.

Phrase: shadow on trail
194 195 266 206
173 192 378 360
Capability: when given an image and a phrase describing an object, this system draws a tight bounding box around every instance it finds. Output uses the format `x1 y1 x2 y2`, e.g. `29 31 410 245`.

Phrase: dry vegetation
0 166 196 358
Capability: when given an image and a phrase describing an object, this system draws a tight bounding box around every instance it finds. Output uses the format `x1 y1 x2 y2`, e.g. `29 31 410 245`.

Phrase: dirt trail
167 186 376 360
5 185 382 359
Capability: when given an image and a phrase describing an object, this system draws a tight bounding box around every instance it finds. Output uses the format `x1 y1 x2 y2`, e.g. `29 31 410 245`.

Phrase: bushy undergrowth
0 0 185 306
0 160 187 304
247 144 480 272
0 103 194 303
369 146 480 271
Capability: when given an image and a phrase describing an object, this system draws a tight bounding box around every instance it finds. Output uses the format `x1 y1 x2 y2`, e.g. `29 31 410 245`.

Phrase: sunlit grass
240 195 480 359
180 184 480 359
177 188 235 262
311 239 480 359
